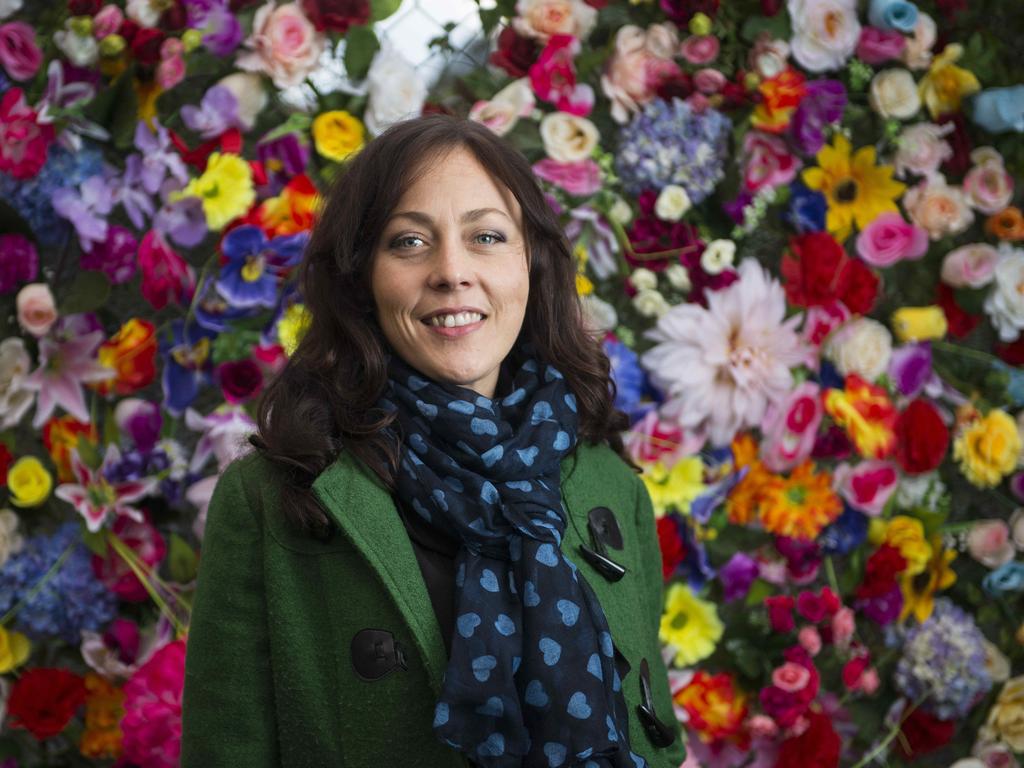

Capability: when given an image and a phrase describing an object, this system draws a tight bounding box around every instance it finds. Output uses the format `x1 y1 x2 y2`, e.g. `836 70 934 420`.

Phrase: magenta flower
22 331 111 428
55 445 157 533
121 639 186 768
138 230 196 310
0 233 39 293
80 225 138 284
0 87 54 180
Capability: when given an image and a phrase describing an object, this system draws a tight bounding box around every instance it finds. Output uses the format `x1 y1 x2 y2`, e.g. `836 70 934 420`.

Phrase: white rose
0 509 23 570
869 69 921 120
665 264 692 292
984 639 1012 684
470 79 535 138
701 239 736 275
364 45 427 136
539 112 599 163
1009 508 1024 549
903 12 937 70
54 21 98 67
609 197 633 225
216 73 268 132
654 185 692 222
984 246 1024 343
894 122 954 178
630 267 658 291
581 294 618 335
126 0 162 26
512 0 597 42
787 0 861 72
632 288 670 318
0 0 23 20
904 174 974 240
941 244 999 289
825 317 893 382
0 338 32 430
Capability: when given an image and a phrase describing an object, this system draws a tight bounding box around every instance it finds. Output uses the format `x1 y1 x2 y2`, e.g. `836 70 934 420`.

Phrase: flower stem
106 530 190 636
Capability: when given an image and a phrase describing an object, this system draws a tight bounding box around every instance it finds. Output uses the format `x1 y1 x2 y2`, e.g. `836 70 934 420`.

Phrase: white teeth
428 312 483 328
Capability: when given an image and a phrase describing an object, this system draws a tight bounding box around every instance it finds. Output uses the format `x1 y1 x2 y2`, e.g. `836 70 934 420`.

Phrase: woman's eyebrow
388 208 514 226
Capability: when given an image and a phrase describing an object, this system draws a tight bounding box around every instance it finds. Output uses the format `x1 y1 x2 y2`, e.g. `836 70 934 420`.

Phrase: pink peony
855 212 929 267
966 519 1015 569
532 157 601 196
679 34 719 65
138 230 196 310
91 512 167 601
940 243 999 288
832 460 899 516
855 26 905 65
600 23 680 123
0 87 54 180
742 131 800 193
529 34 594 116
963 148 1014 215
121 639 186 768
0 22 42 81
235 1 325 89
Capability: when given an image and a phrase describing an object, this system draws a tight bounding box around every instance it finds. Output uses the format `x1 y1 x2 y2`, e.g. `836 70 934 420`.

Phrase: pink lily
55 445 157 533
22 330 111 428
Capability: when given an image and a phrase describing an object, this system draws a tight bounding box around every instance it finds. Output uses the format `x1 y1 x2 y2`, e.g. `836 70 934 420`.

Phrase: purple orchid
55 445 157 533
215 225 307 309
719 552 759 603
113 154 157 229
185 0 243 56
563 206 619 280
152 188 207 248
52 174 115 251
22 330 111 428
36 60 109 150
181 85 241 139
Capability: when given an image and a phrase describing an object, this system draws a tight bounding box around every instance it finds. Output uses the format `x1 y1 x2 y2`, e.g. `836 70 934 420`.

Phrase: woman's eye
475 231 505 245
391 235 425 249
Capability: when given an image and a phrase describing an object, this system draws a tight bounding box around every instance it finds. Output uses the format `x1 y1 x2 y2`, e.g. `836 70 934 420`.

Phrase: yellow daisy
758 461 843 541
802 134 906 241
641 456 706 517
659 582 723 667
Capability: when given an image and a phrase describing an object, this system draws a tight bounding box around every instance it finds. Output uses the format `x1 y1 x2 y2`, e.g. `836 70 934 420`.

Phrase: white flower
787 0 861 73
609 197 633 225
630 267 658 291
984 246 1024 342
869 69 921 120
216 73 268 132
0 0 22 20
470 79 535 138
654 185 692 222
0 338 33 430
894 122 954 178
0 509 23 569
824 317 893 382
363 44 427 136
700 239 736 275
904 174 974 240
581 294 618 335
126 0 162 26
632 288 670 318
665 264 692 292
512 0 597 42
642 258 804 447
984 639 1012 684
903 12 937 70
539 111 598 162
53 20 98 67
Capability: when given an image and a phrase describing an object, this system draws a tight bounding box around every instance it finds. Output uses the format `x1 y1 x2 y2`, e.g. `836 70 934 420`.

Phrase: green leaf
212 329 262 365
60 270 111 315
739 14 791 44
344 25 381 80
744 578 774 607
82 529 108 558
261 113 313 143
953 285 988 316
168 533 199 583
75 435 103 471
370 0 402 21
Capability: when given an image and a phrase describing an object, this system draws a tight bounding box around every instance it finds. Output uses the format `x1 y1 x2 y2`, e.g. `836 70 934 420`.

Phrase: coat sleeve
180 457 281 767
633 474 688 768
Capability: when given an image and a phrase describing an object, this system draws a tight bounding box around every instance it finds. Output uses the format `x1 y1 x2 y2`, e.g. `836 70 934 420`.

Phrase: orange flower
675 671 749 746
95 319 158 396
986 206 1024 241
823 374 897 459
78 673 124 759
42 415 98 483
751 68 807 133
726 433 772 525
759 460 843 540
255 174 320 236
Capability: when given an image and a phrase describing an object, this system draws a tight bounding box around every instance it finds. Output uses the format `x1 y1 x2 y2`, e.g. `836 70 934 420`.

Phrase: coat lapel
311 452 449 698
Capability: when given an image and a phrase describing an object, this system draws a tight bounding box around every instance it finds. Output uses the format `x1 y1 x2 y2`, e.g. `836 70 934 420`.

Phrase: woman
181 115 685 768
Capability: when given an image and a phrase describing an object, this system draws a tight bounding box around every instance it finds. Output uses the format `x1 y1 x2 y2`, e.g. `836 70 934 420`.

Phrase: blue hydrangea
0 142 105 247
615 98 731 203
893 598 992 719
0 523 117 643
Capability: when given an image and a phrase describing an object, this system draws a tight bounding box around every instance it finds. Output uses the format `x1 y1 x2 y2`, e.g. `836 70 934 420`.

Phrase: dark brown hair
252 114 629 536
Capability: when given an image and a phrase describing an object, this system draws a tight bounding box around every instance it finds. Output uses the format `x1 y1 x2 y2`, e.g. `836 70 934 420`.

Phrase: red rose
856 543 907 599
781 233 879 313
896 708 956 761
656 515 686 581
0 442 12 484
660 0 720 24
68 0 102 14
489 27 540 78
996 336 1024 366
759 685 808 728
216 358 265 404
655 72 695 102
161 0 189 31
300 0 370 34
7 668 87 740
936 283 981 338
938 112 972 177
894 399 949 474
839 258 880 314
774 711 841 768
765 594 795 633
129 27 165 67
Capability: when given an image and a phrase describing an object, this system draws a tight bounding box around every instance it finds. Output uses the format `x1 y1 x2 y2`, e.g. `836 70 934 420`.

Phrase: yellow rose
954 409 1022 488
312 110 365 162
8 456 53 508
891 305 948 342
918 44 981 119
986 675 1024 752
0 626 30 673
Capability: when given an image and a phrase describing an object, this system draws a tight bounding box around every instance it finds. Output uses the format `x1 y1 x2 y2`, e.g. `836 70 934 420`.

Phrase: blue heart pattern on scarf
382 353 648 767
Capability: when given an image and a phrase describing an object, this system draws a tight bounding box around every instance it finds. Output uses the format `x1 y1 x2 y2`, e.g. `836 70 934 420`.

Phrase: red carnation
656 515 686 582
489 27 540 78
896 708 956 761
300 0 370 34
894 399 949 474
7 668 87 740
774 711 841 768
129 27 164 67
765 594 795 633
781 232 879 314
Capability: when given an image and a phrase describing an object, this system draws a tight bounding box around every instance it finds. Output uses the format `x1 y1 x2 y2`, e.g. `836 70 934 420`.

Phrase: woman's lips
423 317 486 338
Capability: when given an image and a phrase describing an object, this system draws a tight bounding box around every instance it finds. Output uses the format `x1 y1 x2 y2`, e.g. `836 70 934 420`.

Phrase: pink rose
512 0 597 42
93 5 125 39
532 157 601 196
680 35 719 65
855 26 905 65
941 243 999 288
16 283 57 337
855 212 929 267
0 22 42 81
1009 508 1024 550
904 174 974 240
966 519 1015 569
0 87 54 181
138 230 196 310
760 381 824 473
831 606 856 650
693 67 727 95
963 148 1014 215
798 625 822 656
156 38 185 90
894 122 953 179
747 714 779 738
600 23 680 123
742 131 800 193
859 667 880 695
772 662 811 694
530 34 594 116
832 460 899 516
235 2 325 89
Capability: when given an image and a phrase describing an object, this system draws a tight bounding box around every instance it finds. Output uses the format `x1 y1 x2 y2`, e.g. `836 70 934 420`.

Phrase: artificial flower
869 68 921 120
95 319 158 396
175 152 255 230
6 667 87 740
891 305 948 342
966 520 1015 569
856 26 906 64
833 460 899 516
984 246 1024 342
940 243 999 289
0 233 38 293
963 147 1014 215
42 415 98 482
532 158 602 197
675 671 748 745
0 625 29 673
539 111 598 163
137 230 196 311
91 512 166 601
469 78 536 138
823 374 898 459
781 231 879 314
311 110 364 162
953 409 1022 488
987 206 1024 242
235 1 325 89
215 224 306 309
530 34 594 116
54 445 157 532
22 331 110 428
7 455 52 507
971 85 1024 134
363 44 427 135
894 398 949 474
760 381 824 472
918 44 981 118
802 134 906 240
740 131 799 193
900 538 956 622
903 173 974 240
985 676 1024 752
825 316 893 382
15 282 56 338
254 173 319 236
78 673 125 759
659 582 723 667
0 88 54 180
787 0 860 72
855 212 928 268
871 515 931 575
641 455 705 516
512 0 597 42
600 23 680 124
750 67 805 132
121 639 185 768
0 507 23 568
299 0 370 33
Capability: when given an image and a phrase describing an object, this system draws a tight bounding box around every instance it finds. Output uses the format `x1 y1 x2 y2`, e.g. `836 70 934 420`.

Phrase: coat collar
311 446 587 699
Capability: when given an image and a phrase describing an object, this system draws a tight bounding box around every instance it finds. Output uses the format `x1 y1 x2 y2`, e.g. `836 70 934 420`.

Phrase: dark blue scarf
381 353 648 768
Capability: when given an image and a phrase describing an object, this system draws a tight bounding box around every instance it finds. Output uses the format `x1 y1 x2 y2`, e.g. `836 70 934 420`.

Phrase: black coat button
578 506 627 582
636 658 675 748
351 629 408 681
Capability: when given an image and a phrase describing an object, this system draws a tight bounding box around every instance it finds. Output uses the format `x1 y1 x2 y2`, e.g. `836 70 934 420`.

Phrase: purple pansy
153 182 207 248
52 174 115 251
256 133 310 194
161 320 218 416
131 119 189 196
719 552 759 603
215 225 307 310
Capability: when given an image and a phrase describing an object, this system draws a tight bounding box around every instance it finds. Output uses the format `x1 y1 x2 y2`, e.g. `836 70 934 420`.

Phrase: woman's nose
427 237 472 290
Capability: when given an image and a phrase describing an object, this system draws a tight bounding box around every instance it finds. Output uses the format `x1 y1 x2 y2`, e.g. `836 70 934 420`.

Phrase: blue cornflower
215 225 307 309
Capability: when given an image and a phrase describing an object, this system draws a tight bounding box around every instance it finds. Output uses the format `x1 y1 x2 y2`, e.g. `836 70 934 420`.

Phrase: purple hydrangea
615 98 732 204
894 598 992 719
0 233 38 293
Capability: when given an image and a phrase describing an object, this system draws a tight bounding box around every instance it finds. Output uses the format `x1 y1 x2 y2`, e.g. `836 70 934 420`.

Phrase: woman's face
371 147 530 399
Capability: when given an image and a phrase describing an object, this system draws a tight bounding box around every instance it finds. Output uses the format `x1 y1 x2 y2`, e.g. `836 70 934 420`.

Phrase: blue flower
161 320 218 416
215 225 307 309
819 505 868 555
983 561 1024 598
604 338 650 423
784 180 827 233
193 279 262 333
868 0 919 31
0 523 117 643
971 86 1024 135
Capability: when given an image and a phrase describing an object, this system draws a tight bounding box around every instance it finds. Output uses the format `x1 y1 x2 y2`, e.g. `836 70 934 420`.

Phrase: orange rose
986 206 1024 242
95 319 157 396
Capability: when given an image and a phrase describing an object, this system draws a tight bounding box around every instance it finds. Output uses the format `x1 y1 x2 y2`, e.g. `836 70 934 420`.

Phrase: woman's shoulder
565 441 643 498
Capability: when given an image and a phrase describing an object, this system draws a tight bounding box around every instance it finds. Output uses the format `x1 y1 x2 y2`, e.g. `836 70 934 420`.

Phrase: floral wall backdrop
0 0 1024 765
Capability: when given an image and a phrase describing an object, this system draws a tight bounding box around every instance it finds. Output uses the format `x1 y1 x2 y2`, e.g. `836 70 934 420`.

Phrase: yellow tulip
891 305 948 342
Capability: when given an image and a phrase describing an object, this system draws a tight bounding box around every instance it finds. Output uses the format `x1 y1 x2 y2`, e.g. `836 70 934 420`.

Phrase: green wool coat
180 441 686 768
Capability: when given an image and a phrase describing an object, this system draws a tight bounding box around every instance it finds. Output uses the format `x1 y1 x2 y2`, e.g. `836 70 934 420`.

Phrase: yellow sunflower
802 134 906 241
